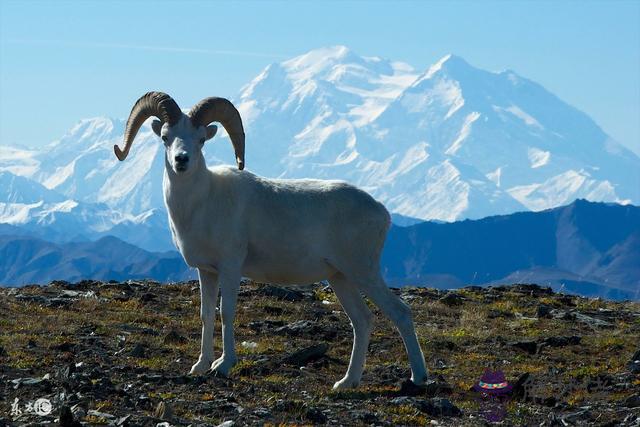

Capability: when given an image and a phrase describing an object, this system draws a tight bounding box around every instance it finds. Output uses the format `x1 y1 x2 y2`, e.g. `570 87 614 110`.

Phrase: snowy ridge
1 46 639 252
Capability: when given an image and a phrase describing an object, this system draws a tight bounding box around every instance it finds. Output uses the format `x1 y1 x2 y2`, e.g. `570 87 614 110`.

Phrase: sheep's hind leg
329 274 374 389
358 275 428 385
209 269 241 376
190 269 219 375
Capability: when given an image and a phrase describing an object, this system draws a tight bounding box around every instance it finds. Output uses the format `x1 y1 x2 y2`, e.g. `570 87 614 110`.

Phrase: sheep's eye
162 135 168 143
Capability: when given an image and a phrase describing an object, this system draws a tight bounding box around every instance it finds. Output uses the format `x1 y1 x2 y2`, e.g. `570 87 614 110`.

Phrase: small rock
624 394 640 408
487 309 514 319
58 405 81 427
248 319 285 332
415 397 461 417
52 342 76 353
60 290 81 298
511 372 532 400
510 340 538 355
432 339 457 351
510 283 553 297
154 401 173 421
397 378 427 396
11 377 46 388
305 407 327 424
574 312 614 328
536 303 552 318
260 285 304 301
57 363 75 379
438 292 464 306
283 343 328 366
139 292 157 303
424 378 453 396
550 309 574 320
262 305 284 315
115 414 131 426
87 410 115 419
390 396 415 405
129 343 147 358
540 335 582 348
273 320 337 339
163 330 187 344
555 294 576 306
352 410 378 423
70 404 86 419
252 407 272 418
561 409 591 425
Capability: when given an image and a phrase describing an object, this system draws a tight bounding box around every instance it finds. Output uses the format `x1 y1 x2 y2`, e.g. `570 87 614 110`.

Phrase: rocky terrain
0 280 639 426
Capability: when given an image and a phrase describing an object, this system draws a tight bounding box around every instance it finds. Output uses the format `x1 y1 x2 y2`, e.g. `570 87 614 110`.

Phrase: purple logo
473 369 513 422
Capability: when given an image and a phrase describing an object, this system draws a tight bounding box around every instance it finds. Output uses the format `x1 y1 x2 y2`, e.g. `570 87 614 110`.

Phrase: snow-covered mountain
0 170 172 251
1 46 638 250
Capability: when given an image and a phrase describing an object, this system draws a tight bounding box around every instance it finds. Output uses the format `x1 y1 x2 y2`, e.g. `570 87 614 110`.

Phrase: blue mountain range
1 200 637 300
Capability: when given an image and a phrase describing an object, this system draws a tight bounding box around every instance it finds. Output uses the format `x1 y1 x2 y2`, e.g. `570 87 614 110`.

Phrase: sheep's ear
205 125 218 141
151 120 163 137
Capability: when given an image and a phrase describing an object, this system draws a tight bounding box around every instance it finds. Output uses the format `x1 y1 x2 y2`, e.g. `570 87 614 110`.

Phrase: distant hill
0 200 637 300
0 235 194 285
383 199 640 300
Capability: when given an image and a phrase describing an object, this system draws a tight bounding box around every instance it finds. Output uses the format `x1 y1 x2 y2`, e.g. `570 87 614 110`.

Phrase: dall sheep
114 92 428 389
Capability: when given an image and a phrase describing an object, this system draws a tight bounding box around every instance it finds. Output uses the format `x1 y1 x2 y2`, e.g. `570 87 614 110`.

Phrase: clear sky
1 0 639 154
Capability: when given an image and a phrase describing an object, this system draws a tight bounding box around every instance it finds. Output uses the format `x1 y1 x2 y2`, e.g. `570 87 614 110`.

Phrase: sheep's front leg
209 270 241 376
190 269 219 375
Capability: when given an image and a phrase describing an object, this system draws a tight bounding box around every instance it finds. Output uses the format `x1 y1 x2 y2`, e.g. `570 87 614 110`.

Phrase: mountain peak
283 45 358 73
423 53 475 79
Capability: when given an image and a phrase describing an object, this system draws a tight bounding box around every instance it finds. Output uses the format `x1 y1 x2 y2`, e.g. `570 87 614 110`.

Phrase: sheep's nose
175 154 189 164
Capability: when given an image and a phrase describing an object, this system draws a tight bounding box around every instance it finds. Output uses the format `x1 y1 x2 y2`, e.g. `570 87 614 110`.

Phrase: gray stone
415 398 461 417
58 405 81 427
573 312 613 328
154 401 173 421
129 343 147 358
438 292 464 306
87 410 115 419
260 285 304 301
283 343 329 366
624 394 640 408
536 303 552 318
163 330 187 344
509 340 538 355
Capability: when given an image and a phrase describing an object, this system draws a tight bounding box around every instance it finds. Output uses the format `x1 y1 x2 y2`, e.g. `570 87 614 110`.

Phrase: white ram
114 92 427 389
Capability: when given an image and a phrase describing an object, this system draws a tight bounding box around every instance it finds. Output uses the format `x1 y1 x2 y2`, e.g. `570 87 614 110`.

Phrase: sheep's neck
163 158 211 228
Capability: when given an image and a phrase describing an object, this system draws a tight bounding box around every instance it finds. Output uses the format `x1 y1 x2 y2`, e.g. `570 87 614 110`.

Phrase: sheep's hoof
410 373 428 386
209 356 236 377
189 358 212 375
332 376 360 390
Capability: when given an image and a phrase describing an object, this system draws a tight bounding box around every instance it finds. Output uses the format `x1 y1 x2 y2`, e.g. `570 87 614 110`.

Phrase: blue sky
1 0 639 154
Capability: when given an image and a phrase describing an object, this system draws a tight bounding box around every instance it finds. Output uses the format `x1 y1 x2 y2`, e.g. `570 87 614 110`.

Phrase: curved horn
189 97 245 170
114 92 182 161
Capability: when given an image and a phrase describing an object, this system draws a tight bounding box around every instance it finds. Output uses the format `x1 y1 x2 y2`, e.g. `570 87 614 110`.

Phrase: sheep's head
114 92 245 174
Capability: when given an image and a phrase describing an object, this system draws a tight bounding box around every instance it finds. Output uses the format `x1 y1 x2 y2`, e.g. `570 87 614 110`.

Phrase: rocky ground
0 280 639 426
